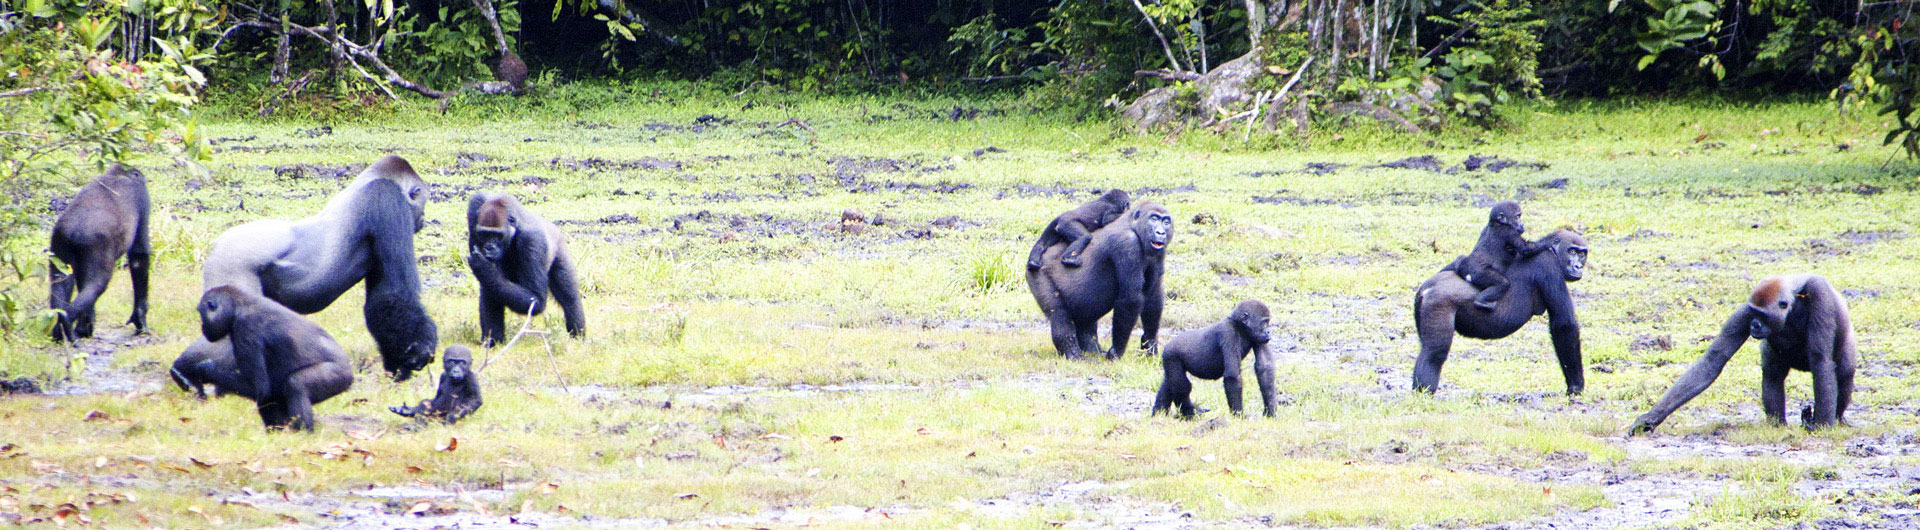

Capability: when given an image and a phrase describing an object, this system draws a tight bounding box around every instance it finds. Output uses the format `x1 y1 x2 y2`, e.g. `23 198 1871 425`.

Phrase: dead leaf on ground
82 411 108 422
536 482 559 494
828 435 844 443
674 493 698 500
436 437 459 452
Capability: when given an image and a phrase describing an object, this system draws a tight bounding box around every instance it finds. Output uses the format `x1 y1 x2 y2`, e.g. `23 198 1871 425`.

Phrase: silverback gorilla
172 155 437 396
1026 201 1172 359
197 285 353 432
390 345 483 424
1629 274 1857 434
1413 229 1588 395
467 192 585 346
47 165 150 341
1153 300 1277 418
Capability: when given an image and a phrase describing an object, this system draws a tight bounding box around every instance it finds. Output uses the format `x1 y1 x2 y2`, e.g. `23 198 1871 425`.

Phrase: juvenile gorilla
1413 229 1588 395
467 192 585 346
1629 274 1858 434
390 345 483 424
1153 300 1277 418
1026 202 1171 359
197 286 353 432
172 156 438 396
1444 201 1547 311
1026 189 1131 270
47 165 151 341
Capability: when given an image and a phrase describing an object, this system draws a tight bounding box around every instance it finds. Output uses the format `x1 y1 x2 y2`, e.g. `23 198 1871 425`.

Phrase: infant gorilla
390 346 483 424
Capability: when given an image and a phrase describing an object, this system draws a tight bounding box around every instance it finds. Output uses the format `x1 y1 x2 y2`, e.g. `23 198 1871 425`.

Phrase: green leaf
1637 54 1658 71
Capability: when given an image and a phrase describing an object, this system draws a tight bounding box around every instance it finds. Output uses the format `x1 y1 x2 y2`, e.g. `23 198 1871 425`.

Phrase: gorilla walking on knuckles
1629 274 1857 434
1153 300 1278 418
390 345 483 424
467 192 585 346
1413 229 1588 395
196 286 353 432
47 165 151 341
1444 201 1548 311
172 155 438 396
1026 202 1171 359
1026 189 1131 270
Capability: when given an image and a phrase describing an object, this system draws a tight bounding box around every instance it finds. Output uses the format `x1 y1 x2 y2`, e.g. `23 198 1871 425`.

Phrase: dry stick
1130 0 1189 74
1244 90 1271 142
476 298 569 393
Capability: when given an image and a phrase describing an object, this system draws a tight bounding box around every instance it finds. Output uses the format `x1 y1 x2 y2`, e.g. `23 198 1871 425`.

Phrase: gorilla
1026 189 1131 270
1629 274 1857 434
171 155 437 396
1412 229 1588 395
1153 300 1277 418
1026 201 1172 360
467 192 585 346
196 285 353 432
1444 201 1548 311
389 345 483 424
47 165 150 341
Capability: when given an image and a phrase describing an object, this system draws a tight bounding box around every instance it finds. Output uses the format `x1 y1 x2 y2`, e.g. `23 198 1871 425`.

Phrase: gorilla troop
1153 300 1278 418
391 345 483 424
172 155 438 396
1630 274 1857 434
1027 189 1131 270
1026 201 1171 360
197 286 353 432
467 192 585 346
47 165 151 341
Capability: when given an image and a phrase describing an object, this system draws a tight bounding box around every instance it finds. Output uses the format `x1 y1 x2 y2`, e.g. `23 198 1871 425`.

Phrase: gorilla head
1231 300 1271 344
198 285 240 342
442 345 473 382
1130 202 1173 254
360 155 430 233
472 194 520 261
1745 275 1808 339
1550 230 1588 281
1488 200 1524 233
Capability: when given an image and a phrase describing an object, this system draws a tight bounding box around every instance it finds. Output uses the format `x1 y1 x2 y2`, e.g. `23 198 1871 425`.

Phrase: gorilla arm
1803 276 1842 427
1252 342 1277 417
1542 279 1585 395
469 229 552 315
1104 237 1147 360
1629 309 1752 435
1139 259 1165 355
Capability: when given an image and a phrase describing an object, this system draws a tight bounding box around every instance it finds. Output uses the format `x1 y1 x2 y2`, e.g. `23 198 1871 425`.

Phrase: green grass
1 86 1917 528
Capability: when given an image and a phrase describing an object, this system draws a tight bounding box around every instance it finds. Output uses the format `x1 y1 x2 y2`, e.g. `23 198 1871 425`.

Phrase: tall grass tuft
966 251 1015 295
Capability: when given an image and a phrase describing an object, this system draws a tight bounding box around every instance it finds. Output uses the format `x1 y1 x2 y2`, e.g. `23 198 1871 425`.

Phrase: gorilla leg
1836 359 1856 424
126 249 150 334
1759 347 1789 425
1470 268 1511 311
66 252 116 338
283 362 352 432
47 259 74 342
1028 276 1084 358
1027 223 1062 270
1153 354 1189 416
1059 236 1096 268
171 339 240 398
1412 295 1458 393
258 401 292 430
1074 314 1102 357
549 257 587 338
477 291 509 347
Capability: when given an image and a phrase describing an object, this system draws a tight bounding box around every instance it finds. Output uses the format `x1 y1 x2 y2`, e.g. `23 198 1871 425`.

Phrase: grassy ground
2 85 1919 528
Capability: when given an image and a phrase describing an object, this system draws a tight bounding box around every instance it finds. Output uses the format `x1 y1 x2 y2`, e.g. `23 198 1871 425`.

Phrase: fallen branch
476 298 569 392
1133 69 1201 81
0 87 47 98
1327 102 1421 133
237 19 448 99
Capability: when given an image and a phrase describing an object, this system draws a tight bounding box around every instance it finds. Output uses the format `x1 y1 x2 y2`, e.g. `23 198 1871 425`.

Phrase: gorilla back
1026 202 1172 359
1412 229 1588 395
172 155 438 395
47 165 151 341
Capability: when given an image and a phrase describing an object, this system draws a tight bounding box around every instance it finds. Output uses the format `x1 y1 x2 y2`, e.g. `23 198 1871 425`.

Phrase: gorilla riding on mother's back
1412 229 1588 395
1027 201 1172 360
171 155 439 396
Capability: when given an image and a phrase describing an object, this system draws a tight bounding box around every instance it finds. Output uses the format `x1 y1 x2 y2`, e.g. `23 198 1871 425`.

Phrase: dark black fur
1027 189 1131 269
1443 201 1548 311
47 165 150 341
196 286 353 432
467 192 585 346
390 345 483 424
1629 274 1857 434
1414 229 1587 395
1153 300 1277 418
1025 202 1171 359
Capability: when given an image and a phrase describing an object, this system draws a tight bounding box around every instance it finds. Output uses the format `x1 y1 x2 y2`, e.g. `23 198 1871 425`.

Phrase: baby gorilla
1152 300 1278 418
1027 189 1131 269
1445 201 1547 311
196 286 353 432
390 346 483 424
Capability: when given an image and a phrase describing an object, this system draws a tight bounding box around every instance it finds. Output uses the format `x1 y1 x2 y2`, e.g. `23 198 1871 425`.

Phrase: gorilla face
1746 280 1798 340
1130 203 1173 254
1490 201 1524 232
1233 301 1272 344
473 228 512 261
442 346 473 382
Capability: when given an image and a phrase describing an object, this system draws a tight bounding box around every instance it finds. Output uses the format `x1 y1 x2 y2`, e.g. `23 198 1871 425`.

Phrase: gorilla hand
1627 415 1661 436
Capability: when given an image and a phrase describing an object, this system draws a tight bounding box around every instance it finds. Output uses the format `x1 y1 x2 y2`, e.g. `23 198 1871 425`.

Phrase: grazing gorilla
1413 229 1588 395
196 286 353 432
1153 300 1277 418
390 345 483 424
467 192 585 346
47 165 151 341
1629 274 1857 434
171 155 437 396
1026 201 1171 360
1027 189 1132 270
1444 201 1547 311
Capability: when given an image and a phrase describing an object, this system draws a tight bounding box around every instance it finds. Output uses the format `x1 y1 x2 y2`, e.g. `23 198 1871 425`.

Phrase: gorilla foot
1473 300 1498 311
1026 261 1042 270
